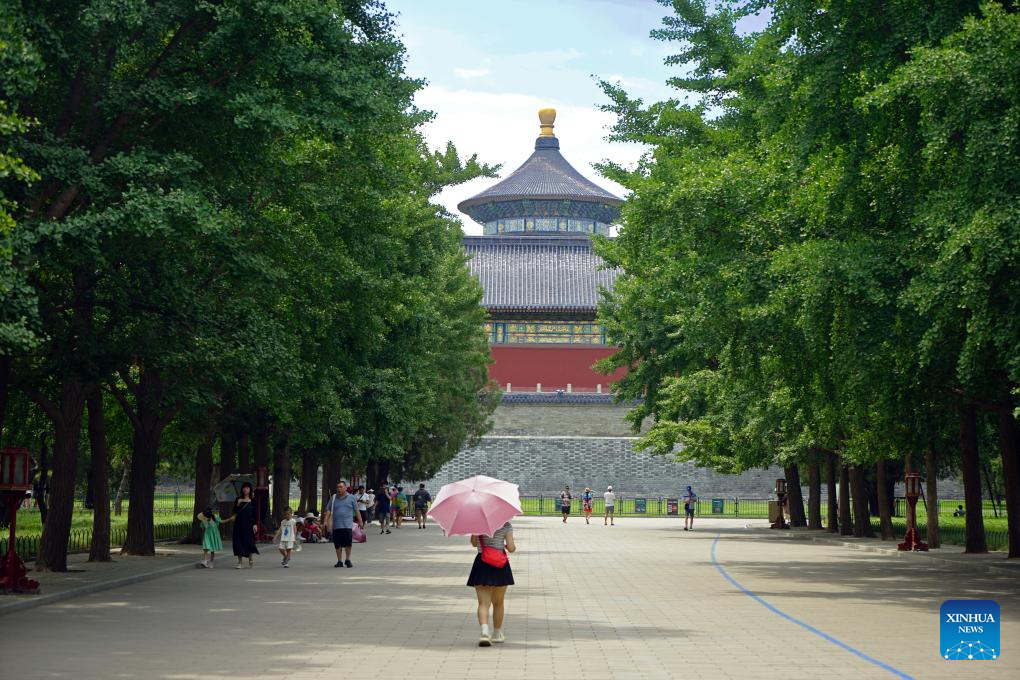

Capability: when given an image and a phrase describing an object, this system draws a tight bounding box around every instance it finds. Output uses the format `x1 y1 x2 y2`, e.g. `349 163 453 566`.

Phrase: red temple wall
488 345 627 391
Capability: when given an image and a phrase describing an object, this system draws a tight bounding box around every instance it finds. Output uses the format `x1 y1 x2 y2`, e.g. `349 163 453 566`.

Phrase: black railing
0 520 191 561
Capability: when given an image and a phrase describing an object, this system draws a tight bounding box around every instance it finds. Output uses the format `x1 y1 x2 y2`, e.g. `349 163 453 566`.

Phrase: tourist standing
376 486 392 534
363 488 376 523
683 485 698 530
413 483 432 529
355 485 370 524
274 506 297 567
560 486 572 523
468 522 516 646
323 480 364 568
224 481 259 568
393 486 406 528
582 487 594 524
197 507 222 568
604 485 615 526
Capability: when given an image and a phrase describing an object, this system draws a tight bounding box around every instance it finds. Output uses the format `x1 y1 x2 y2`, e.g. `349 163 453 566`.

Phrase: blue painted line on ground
710 532 914 680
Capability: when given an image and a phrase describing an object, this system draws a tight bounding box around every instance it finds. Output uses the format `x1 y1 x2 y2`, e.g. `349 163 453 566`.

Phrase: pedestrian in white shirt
604 486 616 526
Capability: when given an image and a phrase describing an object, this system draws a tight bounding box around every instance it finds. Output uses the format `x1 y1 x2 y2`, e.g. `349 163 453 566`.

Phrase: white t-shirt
356 493 368 511
278 518 297 546
363 492 375 509
604 491 616 507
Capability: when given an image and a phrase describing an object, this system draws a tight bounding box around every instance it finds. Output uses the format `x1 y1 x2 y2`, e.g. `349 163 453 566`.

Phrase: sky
385 0 686 234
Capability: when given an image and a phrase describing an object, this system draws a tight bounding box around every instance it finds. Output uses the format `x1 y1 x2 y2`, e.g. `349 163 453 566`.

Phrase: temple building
458 108 627 392
417 109 785 499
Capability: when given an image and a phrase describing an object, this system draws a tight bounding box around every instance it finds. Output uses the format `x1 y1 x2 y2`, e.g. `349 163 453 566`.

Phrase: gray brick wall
413 402 965 499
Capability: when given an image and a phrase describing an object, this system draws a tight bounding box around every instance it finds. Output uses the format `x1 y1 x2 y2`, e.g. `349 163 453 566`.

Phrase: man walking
604 485 615 526
413 483 432 529
560 486 572 523
683 485 698 531
323 480 363 568
375 486 391 534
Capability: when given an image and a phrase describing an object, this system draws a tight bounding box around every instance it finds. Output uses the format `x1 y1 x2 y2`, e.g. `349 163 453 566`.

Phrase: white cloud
415 85 645 234
453 67 490 79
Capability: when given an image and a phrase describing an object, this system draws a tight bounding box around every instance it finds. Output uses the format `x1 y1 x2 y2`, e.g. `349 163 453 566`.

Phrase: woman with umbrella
223 481 260 568
427 475 520 647
468 523 516 646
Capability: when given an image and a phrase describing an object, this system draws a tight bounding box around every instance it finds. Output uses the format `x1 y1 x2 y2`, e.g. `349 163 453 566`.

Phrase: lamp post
771 478 789 530
897 472 929 551
0 447 40 594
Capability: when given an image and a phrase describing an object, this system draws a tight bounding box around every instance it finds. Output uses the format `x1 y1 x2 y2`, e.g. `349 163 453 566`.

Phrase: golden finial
538 108 556 137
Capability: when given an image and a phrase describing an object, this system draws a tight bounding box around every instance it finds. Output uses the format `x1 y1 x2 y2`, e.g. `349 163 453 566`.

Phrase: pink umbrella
427 475 521 537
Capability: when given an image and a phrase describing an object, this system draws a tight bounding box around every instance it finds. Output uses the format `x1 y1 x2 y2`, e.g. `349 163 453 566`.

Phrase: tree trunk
925 445 941 549
35 431 50 524
850 465 874 538
838 463 853 536
184 428 216 544
784 464 807 527
875 459 894 541
113 464 129 516
120 367 174 556
253 429 269 472
86 389 111 561
959 404 987 553
272 434 291 524
322 457 340 513
807 456 822 530
33 379 88 572
218 428 236 521
826 451 838 533
122 425 160 555
237 431 251 473
0 356 10 444
997 405 1020 558
366 458 391 493
298 450 316 515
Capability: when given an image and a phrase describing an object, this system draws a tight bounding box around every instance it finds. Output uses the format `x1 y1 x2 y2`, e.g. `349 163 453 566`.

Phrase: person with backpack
323 480 364 568
413 483 432 529
683 485 698 530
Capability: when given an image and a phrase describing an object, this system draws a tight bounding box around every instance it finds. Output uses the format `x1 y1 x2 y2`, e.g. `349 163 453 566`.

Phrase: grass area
15 510 195 536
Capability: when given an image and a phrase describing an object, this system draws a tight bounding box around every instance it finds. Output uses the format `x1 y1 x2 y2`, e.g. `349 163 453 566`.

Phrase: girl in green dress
197 508 223 568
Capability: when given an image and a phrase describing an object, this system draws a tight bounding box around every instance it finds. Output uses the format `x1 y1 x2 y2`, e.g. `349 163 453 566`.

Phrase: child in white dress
274 507 298 567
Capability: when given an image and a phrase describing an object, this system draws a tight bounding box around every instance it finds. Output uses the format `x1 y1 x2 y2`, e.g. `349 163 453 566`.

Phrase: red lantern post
770 478 789 530
897 472 929 551
0 447 40 594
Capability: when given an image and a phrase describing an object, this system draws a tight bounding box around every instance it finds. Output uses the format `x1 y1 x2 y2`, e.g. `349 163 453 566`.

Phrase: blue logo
941 600 999 660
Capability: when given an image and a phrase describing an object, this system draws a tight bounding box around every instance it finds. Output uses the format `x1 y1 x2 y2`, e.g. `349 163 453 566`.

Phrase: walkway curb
760 526 1019 576
0 559 197 616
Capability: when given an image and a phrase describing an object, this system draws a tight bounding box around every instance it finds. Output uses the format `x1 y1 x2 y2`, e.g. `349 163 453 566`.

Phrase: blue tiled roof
458 136 623 221
463 235 620 312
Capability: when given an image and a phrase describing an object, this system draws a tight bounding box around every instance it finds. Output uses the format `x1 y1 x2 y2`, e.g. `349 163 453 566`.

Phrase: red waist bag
480 545 508 568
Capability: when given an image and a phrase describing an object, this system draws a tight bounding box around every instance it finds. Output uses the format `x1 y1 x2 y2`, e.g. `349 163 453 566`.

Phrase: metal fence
893 497 1005 519
0 520 192 561
519 496 775 518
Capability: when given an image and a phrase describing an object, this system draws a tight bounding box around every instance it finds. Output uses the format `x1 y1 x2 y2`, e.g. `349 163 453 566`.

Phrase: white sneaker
492 630 505 643
478 634 491 647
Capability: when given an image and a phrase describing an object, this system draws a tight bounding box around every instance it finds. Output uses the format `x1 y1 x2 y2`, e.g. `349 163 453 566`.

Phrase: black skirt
466 552 514 587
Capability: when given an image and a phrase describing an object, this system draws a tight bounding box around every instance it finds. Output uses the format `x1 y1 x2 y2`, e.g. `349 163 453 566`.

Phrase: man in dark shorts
323 480 363 568
683 485 698 531
560 486 572 523
413 483 432 529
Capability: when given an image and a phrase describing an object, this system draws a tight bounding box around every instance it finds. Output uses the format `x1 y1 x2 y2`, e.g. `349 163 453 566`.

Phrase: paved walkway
1 517 1017 679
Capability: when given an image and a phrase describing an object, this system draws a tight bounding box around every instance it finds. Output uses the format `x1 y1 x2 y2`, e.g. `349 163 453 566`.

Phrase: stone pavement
0 543 203 615
0 517 1017 679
